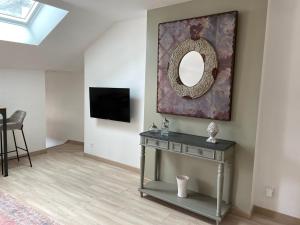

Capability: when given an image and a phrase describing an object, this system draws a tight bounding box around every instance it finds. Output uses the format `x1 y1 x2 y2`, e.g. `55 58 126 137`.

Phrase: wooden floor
0 143 284 225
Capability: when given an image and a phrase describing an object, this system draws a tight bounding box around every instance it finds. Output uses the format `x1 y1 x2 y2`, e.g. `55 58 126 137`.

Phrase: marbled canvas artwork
157 11 238 120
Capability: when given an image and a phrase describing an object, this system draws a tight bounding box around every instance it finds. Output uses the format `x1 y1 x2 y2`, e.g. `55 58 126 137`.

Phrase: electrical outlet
265 187 274 198
90 143 94 149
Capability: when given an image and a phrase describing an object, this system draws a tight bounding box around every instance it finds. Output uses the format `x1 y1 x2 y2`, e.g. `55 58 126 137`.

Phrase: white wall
46 71 84 147
253 0 300 218
0 70 46 153
84 17 146 168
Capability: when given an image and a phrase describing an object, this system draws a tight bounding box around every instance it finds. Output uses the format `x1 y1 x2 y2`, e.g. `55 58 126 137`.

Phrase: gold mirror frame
168 38 218 99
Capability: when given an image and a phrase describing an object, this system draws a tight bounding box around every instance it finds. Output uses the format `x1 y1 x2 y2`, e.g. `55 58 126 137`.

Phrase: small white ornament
206 122 219 144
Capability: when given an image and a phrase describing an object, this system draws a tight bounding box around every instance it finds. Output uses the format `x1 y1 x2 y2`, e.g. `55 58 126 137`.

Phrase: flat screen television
89 87 130 122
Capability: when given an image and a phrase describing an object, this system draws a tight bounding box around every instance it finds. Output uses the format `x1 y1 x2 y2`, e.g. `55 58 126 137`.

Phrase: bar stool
0 110 32 174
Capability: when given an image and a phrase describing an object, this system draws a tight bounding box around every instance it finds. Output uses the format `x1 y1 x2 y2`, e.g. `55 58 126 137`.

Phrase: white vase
176 175 190 198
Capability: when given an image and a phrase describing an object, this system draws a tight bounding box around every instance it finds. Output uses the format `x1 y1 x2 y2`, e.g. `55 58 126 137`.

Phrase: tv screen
89 87 130 122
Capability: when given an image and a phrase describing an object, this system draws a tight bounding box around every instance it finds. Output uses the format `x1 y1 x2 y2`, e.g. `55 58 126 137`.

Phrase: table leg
0 132 3 174
140 145 145 197
1 110 7 177
216 163 224 218
154 149 161 181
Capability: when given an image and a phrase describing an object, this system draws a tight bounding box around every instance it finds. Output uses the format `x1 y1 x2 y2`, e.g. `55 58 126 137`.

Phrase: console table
0 107 8 177
139 131 235 225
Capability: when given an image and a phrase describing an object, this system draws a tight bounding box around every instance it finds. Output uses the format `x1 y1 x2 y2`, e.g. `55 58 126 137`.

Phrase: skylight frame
0 1 40 25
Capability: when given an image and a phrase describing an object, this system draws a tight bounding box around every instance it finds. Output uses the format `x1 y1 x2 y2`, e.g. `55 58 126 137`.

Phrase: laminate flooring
0 143 285 225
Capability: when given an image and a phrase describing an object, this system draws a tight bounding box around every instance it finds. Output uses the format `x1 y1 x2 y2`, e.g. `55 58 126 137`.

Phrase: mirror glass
179 51 204 87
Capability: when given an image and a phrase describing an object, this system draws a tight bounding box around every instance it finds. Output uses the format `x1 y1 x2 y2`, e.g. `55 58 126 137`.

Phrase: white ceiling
0 0 190 72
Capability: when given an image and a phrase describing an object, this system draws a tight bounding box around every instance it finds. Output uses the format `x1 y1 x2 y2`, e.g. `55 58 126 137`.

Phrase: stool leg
12 130 20 162
21 128 32 167
0 132 3 175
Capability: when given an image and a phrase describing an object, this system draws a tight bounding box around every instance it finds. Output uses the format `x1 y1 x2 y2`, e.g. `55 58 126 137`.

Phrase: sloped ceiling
0 0 190 72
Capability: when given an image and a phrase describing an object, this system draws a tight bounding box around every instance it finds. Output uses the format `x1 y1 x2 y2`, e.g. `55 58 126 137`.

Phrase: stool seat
0 122 21 131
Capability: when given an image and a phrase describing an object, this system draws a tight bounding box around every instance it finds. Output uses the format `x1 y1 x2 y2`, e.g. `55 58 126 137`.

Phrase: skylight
0 1 68 45
0 0 39 23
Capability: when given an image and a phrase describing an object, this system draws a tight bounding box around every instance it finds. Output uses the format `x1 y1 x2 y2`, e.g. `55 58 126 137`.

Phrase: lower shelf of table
139 181 231 221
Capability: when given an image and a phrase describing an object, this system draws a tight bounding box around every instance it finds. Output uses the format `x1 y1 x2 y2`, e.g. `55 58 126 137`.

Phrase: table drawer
184 145 215 159
146 138 168 149
170 142 182 152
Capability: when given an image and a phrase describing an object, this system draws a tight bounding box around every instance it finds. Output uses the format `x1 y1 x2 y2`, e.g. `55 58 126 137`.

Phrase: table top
140 130 235 151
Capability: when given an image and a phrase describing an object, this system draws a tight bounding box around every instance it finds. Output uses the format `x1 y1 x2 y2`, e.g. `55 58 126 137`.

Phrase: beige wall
253 0 300 218
46 71 84 147
144 0 267 214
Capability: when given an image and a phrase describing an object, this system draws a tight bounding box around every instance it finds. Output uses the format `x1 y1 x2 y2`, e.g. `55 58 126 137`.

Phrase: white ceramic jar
176 175 190 198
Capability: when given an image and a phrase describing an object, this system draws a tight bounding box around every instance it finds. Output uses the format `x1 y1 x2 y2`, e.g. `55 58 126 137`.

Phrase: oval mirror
179 51 204 87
